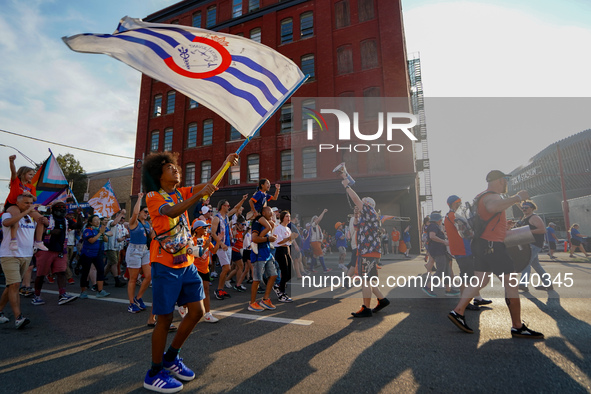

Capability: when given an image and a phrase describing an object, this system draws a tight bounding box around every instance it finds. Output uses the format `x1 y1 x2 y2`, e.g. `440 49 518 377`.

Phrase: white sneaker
224 280 232 289
178 305 187 319
338 264 347 271
0 312 9 324
210 272 219 278
203 312 219 323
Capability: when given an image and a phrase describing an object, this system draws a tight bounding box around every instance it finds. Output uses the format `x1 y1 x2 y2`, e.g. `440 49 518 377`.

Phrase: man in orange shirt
448 171 544 339
142 151 238 393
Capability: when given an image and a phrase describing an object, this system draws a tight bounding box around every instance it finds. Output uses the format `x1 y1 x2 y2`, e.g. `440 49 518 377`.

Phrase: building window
358 0 375 22
192 12 201 28
203 120 213 145
171 20 179 25
300 12 313 39
302 147 317 179
166 91 175 114
229 158 240 185
335 0 350 29
207 6 216 28
150 131 159 151
337 45 353 75
301 54 315 79
280 18 293 44
232 0 242 18
363 87 381 119
249 0 260 12
230 126 242 140
250 27 261 43
361 39 379 70
280 104 292 133
301 99 316 130
247 154 259 183
164 128 173 151
153 95 162 117
200 161 211 183
189 98 198 109
187 123 197 148
185 163 195 187
281 150 293 181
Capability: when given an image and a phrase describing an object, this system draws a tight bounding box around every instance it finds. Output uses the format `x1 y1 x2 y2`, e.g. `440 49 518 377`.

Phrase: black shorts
242 250 251 262
197 270 211 282
232 250 243 262
347 249 358 269
455 255 475 278
571 239 582 247
549 241 556 250
472 239 515 276
358 256 379 278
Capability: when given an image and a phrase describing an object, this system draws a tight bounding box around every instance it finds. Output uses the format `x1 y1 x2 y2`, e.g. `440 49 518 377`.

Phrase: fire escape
408 53 433 215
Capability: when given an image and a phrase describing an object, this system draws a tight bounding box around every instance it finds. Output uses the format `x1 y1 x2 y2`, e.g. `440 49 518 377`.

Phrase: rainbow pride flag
31 153 69 206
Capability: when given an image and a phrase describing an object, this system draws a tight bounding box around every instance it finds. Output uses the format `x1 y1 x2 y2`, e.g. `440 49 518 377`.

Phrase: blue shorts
252 258 277 282
151 262 204 315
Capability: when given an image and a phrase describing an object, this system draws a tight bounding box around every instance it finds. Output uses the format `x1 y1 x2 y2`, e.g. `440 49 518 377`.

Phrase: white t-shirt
273 224 292 248
67 229 77 246
348 216 357 250
0 212 36 258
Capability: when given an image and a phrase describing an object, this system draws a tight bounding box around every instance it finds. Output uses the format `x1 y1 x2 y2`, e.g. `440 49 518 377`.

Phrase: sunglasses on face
142 210 149 213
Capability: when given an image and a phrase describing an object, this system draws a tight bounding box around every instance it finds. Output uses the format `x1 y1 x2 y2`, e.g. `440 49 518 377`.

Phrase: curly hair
142 152 180 192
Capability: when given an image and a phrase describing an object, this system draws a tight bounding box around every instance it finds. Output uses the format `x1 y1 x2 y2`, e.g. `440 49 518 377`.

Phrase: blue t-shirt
250 220 271 261
251 190 273 213
546 226 556 243
81 227 101 257
402 231 411 243
335 230 347 248
571 228 583 243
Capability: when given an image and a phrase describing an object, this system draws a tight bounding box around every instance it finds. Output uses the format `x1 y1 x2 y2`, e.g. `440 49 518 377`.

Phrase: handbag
154 221 191 255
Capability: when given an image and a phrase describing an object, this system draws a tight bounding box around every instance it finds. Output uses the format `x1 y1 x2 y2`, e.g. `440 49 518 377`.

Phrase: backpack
454 191 500 240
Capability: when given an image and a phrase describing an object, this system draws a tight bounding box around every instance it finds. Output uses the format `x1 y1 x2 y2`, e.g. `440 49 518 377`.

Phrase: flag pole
205 74 310 198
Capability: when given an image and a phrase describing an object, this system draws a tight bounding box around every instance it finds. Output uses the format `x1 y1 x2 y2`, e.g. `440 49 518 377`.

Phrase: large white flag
63 16 306 138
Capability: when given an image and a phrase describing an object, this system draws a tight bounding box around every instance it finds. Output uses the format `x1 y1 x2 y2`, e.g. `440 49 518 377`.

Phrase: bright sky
1 0 590 210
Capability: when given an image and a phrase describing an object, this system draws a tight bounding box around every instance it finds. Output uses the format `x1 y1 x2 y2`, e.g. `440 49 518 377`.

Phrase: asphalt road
1 252 590 393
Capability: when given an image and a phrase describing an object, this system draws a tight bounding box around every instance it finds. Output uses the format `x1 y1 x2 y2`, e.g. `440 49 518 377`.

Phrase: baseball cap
201 206 210 214
430 211 443 221
334 222 343 230
548 222 556 226
271 207 279 212
486 170 511 182
446 195 461 207
192 219 210 230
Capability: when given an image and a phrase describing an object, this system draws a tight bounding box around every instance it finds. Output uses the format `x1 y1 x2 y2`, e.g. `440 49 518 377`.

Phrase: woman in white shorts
126 192 154 313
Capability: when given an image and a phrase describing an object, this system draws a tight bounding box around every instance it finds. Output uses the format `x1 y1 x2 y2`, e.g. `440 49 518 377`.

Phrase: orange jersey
6 178 36 205
147 186 202 269
232 230 244 252
192 236 214 273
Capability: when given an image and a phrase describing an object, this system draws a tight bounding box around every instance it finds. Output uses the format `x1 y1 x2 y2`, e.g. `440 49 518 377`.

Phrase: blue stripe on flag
131 28 181 49
206 76 267 117
156 27 198 43
111 35 170 60
225 67 278 106
232 56 288 95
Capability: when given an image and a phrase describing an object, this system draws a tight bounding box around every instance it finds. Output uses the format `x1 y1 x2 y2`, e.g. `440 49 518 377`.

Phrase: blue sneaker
128 303 142 313
31 295 45 306
134 297 147 310
96 290 110 298
163 355 195 381
143 369 183 393
79 291 89 299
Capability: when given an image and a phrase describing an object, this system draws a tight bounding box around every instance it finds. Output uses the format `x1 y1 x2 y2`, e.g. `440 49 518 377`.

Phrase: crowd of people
1 151 590 392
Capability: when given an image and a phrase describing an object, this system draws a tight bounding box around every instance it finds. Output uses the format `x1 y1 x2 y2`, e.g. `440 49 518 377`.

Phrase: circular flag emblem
164 36 231 79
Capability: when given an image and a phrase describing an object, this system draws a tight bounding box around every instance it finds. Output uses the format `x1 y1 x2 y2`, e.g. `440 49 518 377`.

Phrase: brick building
133 0 422 249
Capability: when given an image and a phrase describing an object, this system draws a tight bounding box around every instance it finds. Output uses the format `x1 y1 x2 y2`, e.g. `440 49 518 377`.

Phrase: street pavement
1 252 590 393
